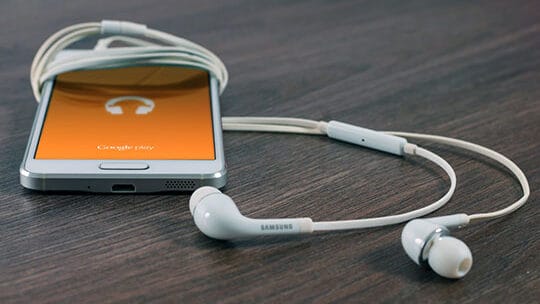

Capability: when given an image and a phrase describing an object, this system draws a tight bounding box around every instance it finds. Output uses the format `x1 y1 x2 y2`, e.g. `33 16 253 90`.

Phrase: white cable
31 23 101 101
30 21 228 102
312 145 456 230
385 132 530 222
222 116 327 134
39 50 222 87
30 21 530 228
222 117 456 230
222 117 530 224
94 36 157 49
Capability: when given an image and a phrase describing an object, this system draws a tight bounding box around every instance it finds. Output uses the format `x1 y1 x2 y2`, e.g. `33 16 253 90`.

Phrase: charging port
111 184 136 192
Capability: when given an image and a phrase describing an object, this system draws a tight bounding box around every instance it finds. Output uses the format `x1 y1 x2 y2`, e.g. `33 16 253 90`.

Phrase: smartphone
20 65 226 192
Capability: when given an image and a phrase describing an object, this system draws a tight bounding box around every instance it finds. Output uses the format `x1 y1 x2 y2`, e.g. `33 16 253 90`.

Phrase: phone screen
35 66 215 160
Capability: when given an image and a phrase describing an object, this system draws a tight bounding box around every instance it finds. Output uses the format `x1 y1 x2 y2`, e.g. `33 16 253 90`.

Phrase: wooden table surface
1 0 539 303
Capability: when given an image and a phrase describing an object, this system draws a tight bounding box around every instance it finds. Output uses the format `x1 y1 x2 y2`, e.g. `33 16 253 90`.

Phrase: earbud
189 187 313 240
401 215 472 279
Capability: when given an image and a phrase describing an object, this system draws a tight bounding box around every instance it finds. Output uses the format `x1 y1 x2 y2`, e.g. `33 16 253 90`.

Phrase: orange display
35 66 215 160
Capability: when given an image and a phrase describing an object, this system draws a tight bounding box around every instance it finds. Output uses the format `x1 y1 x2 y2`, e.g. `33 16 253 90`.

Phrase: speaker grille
164 180 196 190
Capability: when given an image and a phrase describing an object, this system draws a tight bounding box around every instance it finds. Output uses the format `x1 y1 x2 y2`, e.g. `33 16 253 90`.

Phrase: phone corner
202 166 227 189
19 164 44 191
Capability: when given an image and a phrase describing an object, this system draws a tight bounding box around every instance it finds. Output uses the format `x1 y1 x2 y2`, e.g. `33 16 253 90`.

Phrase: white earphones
189 186 475 279
30 20 531 280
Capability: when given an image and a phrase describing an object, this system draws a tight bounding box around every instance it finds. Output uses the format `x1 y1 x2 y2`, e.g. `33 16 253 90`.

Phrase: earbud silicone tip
428 236 473 279
189 186 221 215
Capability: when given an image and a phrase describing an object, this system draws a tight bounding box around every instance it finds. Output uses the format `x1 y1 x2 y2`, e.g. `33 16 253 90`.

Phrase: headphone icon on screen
105 96 155 115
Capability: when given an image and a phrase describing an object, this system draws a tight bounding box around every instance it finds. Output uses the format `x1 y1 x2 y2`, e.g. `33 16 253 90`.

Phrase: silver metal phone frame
20 74 227 192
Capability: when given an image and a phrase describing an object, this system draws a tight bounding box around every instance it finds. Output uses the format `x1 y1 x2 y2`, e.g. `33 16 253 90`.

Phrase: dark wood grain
1 0 539 303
